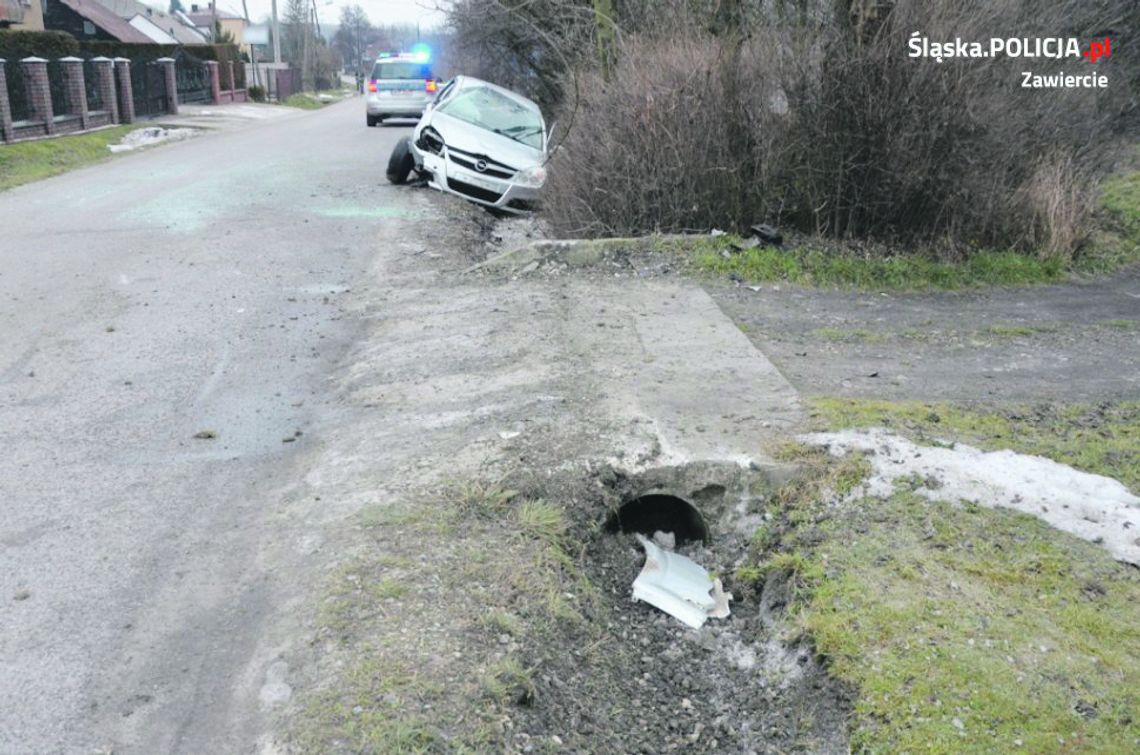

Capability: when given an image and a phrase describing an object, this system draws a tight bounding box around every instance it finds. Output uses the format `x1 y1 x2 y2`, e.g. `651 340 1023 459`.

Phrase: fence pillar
58 56 89 129
21 57 53 135
225 60 235 92
205 60 221 104
114 58 134 124
90 57 118 123
155 57 178 115
0 60 12 142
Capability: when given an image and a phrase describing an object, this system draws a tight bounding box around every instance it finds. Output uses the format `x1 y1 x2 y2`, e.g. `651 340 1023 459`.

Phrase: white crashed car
386 76 549 213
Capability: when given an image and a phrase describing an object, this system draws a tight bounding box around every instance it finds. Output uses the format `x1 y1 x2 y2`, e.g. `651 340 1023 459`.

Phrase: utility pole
271 0 281 64
240 0 259 88
302 7 311 90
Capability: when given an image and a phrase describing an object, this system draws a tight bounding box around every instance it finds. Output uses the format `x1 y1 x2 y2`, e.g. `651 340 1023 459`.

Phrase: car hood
428 111 545 169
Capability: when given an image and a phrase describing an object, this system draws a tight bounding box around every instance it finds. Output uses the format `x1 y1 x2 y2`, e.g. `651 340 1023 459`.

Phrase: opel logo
475 159 488 172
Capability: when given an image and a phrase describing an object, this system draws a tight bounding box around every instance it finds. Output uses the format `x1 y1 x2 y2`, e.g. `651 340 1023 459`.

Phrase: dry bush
537 0 1134 257
542 30 799 236
1018 154 1097 263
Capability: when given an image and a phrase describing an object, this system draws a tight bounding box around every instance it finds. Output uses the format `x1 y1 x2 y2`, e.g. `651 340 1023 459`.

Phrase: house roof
57 0 156 42
128 13 177 43
96 0 208 44
1 0 27 24
184 5 244 25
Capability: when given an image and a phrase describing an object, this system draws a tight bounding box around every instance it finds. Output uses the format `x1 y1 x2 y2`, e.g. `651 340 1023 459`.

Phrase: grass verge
0 125 136 192
281 93 328 110
692 242 1069 290
680 162 1140 290
749 399 1140 752
289 483 596 752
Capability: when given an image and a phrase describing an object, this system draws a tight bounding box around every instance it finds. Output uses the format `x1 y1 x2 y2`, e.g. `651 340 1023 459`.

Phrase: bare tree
333 5 374 75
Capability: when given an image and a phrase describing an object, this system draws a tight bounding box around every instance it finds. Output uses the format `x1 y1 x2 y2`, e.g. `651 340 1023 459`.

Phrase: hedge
0 30 80 60
0 34 246 88
76 41 241 63
0 34 239 69
77 42 246 87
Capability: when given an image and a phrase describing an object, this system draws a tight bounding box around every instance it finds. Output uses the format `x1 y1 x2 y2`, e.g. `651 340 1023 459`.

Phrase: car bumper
366 93 429 117
416 149 541 214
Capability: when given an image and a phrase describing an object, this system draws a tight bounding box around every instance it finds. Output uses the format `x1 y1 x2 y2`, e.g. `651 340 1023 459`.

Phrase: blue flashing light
410 43 431 63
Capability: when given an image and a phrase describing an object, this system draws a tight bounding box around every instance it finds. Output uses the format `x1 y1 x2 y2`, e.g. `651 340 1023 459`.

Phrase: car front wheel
387 136 415 184
367 115 380 127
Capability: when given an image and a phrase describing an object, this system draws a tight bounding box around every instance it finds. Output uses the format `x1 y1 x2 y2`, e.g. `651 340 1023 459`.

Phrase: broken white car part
632 535 731 629
387 76 550 214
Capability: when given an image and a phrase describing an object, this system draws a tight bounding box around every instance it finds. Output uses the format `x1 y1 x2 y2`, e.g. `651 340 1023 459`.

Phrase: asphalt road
0 100 416 754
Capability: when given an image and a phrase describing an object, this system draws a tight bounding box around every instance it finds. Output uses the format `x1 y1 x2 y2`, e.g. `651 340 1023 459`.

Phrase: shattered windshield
438 85 544 149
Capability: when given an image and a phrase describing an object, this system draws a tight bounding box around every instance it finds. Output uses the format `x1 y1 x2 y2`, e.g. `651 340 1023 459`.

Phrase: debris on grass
802 427 1140 565
748 223 783 246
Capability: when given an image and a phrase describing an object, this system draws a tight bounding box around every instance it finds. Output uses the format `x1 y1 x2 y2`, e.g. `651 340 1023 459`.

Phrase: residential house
98 0 208 44
1 0 45 30
184 2 247 56
42 0 206 44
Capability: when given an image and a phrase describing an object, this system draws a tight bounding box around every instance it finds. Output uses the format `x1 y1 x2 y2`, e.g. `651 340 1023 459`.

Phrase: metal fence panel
175 49 210 104
129 58 167 117
46 60 67 116
83 59 104 111
4 59 29 122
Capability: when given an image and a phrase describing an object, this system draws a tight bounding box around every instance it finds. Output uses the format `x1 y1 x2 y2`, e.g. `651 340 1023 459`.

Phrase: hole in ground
604 493 709 545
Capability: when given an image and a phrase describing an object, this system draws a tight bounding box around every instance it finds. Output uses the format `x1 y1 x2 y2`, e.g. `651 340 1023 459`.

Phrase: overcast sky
222 0 446 29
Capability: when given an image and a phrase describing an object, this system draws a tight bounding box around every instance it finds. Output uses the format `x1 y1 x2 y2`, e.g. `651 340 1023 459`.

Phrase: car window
437 86 544 149
371 62 433 80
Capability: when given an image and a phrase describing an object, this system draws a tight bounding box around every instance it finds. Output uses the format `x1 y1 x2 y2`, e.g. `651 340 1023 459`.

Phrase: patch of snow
108 127 197 153
801 428 1140 565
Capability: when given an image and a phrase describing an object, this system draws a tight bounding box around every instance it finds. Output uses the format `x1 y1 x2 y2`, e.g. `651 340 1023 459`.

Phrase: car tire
366 115 378 127
387 136 415 184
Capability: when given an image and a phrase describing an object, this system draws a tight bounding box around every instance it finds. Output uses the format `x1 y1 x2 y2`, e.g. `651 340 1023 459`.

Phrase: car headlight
416 126 444 155
514 165 547 188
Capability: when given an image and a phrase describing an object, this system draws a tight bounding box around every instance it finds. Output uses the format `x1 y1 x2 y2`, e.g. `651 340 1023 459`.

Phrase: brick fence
0 54 180 143
206 59 248 105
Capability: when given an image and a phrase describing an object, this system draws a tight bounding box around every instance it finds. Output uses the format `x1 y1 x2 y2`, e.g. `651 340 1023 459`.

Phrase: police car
365 46 437 127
